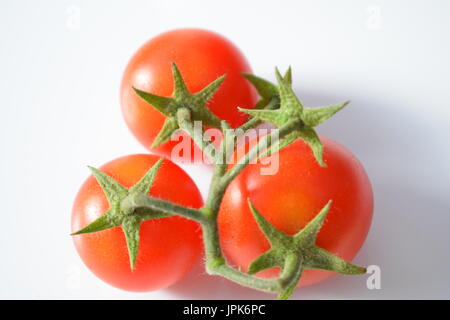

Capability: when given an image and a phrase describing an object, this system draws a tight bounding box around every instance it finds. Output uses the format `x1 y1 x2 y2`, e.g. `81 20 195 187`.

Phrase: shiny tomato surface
121 29 257 160
71 154 203 291
218 136 373 286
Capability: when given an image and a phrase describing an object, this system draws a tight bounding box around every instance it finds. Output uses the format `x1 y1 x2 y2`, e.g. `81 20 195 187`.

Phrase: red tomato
121 28 257 160
218 136 373 286
71 154 203 292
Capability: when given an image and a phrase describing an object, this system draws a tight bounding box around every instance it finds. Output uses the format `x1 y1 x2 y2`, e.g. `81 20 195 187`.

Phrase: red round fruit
120 28 257 160
218 136 373 286
71 154 203 292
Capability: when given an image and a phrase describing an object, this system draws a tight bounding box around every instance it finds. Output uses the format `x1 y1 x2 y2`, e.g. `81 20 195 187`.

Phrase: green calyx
72 159 168 270
247 199 366 300
240 68 348 167
242 67 292 110
133 63 225 148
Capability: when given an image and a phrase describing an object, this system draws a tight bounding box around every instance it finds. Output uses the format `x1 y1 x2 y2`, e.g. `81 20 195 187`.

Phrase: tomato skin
71 154 203 292
121 28 257 160
218 136 373 286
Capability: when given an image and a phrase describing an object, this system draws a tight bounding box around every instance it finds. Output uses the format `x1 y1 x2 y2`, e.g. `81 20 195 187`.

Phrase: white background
1 0 449 299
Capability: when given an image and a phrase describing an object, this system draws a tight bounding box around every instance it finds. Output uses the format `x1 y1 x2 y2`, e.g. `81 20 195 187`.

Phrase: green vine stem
120 192 207 224
220 119 301 187
176 107 217 164
73 64 367 299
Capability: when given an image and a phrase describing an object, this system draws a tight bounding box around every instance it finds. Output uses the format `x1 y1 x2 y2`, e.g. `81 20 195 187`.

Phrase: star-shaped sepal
239 68 348 167
242 68 292 110
72 159 169 270
133 63 226 148
247 199 366 300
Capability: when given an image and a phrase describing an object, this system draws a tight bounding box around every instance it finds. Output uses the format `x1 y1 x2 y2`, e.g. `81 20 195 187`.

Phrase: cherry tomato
218 136 373 286
71 154 203 292
120 28 257 160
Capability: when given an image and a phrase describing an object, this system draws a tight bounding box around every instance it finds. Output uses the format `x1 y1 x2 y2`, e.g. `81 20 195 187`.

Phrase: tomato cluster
71 29 373 294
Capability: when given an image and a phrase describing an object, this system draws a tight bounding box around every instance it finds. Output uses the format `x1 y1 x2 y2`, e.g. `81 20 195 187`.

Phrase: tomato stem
221 120 301 186
210 264 284 293
121 192 208 224
237 97 279 132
